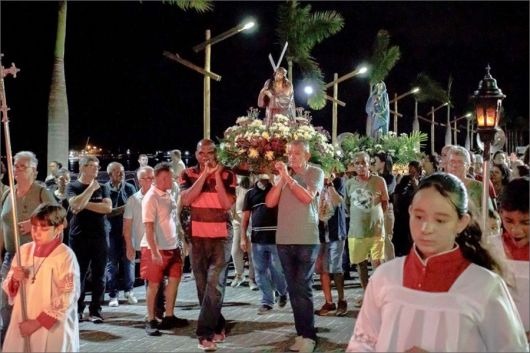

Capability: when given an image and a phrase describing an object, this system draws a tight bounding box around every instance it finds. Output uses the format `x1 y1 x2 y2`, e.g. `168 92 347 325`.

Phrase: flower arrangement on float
338 130 428 174
218 111 342 174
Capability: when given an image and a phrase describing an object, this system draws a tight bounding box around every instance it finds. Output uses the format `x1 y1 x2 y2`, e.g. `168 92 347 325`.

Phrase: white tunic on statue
347 256 529 352
2 242 80 352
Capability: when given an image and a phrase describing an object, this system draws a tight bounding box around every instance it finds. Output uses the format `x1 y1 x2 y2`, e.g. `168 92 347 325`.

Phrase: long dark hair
415 173 502 274
374 152 393 176
492 163 511 186
499 176 529 213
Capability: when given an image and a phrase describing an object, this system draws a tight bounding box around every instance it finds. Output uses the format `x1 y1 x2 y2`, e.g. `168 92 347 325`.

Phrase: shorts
348 237 384 264
140 247 183 283
315 240 345 274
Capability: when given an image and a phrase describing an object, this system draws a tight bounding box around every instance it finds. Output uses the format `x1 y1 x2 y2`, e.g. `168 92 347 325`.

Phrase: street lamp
192 20 256 139
471 64 506 231
389 86 420 133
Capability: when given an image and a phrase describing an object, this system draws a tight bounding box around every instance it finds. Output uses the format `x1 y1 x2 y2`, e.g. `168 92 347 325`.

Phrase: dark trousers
190 236 232 341
70 235 108 315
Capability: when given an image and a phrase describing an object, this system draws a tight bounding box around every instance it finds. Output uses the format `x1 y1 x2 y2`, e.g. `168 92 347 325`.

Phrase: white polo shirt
123 190 147 250
141 185 178 250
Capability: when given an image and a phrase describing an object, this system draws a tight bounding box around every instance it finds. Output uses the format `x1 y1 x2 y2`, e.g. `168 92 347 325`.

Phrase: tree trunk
47 0 68 168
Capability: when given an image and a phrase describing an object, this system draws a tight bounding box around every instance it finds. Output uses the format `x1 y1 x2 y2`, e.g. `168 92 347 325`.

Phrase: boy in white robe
2 203 80 352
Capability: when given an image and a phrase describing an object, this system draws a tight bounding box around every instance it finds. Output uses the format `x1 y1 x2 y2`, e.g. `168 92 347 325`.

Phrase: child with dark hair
497 176 529 338
347 173 527 352
2 203 80 352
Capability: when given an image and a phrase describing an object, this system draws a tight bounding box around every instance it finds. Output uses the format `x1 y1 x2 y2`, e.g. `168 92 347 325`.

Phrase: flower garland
218 114 342 174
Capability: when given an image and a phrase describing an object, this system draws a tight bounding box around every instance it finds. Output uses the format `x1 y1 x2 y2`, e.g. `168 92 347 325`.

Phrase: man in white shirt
141 162 188 336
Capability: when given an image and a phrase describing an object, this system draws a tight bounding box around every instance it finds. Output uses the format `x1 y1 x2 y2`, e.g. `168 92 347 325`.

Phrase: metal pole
431 106 435 155
481 141 491 232
203 30 211 139
393 92 398 133
465 118 470 150
0 57 31 352
453 120 457 145
332 73 338 145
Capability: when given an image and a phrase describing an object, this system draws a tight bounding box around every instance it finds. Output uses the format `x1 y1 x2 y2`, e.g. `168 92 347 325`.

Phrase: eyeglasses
140 176 154 180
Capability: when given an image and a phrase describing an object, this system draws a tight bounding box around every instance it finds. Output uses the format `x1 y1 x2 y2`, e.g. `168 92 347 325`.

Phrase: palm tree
276 0 344 109
46 0 212 167
47 0 68 168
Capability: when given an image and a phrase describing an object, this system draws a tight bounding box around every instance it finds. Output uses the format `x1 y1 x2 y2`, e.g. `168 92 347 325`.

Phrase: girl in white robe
347 173 528 352
2 203 80 352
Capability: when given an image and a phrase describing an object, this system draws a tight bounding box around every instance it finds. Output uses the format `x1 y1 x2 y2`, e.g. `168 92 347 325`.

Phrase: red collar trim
403 244 471 292
34 236 61 257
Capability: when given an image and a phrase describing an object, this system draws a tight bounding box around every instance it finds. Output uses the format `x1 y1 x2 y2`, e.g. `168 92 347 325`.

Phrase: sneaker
257 304 273 315
298 338 316 353
108 297 119 307
230 275 243 288
159 315 189 329
249 280 259 291
315 302 336 316
353 294 363 308
145 319 161 336
88 312 104 324
336 299 348 316
289 336 303 352
278 295 288 308
212 329 226 343
124 291 138 304
198 339 217 352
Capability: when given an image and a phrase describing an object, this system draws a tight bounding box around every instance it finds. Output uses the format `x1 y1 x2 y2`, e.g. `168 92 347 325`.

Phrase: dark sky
1 1 528 166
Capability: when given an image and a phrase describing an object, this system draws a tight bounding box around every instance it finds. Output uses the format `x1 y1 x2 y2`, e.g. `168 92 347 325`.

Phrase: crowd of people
0 140 528 352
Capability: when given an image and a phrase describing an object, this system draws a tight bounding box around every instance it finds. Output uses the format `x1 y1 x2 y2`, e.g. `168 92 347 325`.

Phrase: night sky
1 1 528 170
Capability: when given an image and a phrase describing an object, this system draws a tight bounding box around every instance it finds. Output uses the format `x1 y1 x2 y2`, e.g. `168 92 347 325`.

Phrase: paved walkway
79 269 364 352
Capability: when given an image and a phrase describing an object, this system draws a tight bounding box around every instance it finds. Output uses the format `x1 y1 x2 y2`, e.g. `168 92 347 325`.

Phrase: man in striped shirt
179 139 236 352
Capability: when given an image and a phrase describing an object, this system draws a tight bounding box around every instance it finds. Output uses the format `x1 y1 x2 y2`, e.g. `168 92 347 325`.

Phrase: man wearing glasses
67 156 112 324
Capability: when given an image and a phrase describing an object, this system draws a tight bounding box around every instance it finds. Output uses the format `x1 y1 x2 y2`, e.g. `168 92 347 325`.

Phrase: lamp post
389 87 420 134
471 65 506 231
193 21 255 139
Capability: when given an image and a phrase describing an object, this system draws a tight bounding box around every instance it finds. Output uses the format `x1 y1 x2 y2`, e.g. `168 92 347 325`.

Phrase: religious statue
257 67 296 125
366 81 390 138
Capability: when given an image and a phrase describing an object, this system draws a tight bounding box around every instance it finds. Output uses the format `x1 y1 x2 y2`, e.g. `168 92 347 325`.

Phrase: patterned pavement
79 268 364 352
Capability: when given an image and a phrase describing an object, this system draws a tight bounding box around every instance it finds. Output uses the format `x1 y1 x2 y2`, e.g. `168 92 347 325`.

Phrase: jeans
252 243 287 307
71 235 108 315
190 236 232 341
0 252 14 344
106 234 135 297
277 244 319 340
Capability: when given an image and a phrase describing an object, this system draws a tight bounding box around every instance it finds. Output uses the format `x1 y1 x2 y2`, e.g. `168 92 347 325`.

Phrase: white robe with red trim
2 242 80 352
346 257 528 352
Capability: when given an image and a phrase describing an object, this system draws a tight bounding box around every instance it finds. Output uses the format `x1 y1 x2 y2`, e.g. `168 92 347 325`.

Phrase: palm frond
163 0 213 12
368 30 401 85
302 67 326 110
412 73 449 104
276 0 343 80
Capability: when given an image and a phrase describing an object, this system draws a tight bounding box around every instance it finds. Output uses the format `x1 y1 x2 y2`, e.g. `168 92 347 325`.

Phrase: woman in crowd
373 152 396 261
346 173 528 352
421 153 438 177
490 162 511 199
